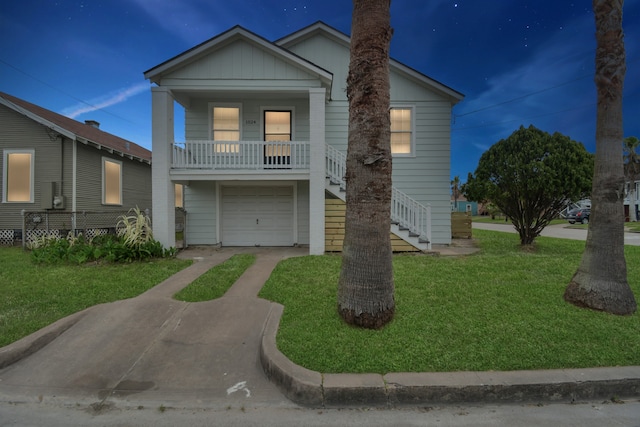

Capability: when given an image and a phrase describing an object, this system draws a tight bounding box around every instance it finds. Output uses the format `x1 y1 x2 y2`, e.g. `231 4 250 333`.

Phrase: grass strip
0 248 192 347
259 230 640 373
173 254 256 302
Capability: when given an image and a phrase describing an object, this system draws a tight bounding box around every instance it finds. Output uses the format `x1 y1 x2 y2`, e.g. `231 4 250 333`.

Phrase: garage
221 185 294 246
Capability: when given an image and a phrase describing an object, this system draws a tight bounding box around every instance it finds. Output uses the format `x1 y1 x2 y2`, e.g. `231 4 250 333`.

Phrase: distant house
0 92 152 244
144 22 463 254
451 194 479 216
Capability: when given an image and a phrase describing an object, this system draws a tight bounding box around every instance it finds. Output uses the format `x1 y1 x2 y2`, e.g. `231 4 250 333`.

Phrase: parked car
567 208 590 224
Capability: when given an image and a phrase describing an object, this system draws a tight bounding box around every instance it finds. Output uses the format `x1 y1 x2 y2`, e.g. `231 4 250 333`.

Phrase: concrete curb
260 305 640 408
0 310 88 370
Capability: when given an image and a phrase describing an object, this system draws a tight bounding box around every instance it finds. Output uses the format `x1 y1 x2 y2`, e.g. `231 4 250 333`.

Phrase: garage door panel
222 186 294 246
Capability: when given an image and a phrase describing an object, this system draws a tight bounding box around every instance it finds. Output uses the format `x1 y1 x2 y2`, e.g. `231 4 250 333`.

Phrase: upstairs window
212 106 240 153
390 107 414 156
3 149 34 203
103 158 122 205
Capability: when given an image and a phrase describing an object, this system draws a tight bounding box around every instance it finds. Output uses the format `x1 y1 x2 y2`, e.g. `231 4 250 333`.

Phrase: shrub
29 209 176 265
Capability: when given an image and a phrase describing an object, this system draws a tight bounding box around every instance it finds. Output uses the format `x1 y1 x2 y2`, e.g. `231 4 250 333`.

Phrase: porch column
151 87 175 249
309 88 326 255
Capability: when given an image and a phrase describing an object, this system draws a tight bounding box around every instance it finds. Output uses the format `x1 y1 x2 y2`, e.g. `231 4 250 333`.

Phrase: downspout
72 139 77 229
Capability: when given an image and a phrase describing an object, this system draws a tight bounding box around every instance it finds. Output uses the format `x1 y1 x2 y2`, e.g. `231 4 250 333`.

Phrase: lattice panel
0 229 14 246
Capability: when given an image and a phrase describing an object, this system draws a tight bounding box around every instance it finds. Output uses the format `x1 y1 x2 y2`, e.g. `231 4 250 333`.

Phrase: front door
264 110 291 168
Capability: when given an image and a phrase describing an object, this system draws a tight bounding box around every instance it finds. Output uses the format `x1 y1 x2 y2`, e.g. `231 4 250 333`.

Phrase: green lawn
472 216 567 226
174 254 256 302
0 248 192 347
626 222 640 233
259 230 640 374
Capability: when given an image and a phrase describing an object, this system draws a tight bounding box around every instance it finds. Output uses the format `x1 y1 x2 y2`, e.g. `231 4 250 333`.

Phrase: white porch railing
172 140 310 170
325 144 432 247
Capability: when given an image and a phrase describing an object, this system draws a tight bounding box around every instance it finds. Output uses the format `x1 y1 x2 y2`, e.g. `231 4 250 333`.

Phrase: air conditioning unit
53 195 65 209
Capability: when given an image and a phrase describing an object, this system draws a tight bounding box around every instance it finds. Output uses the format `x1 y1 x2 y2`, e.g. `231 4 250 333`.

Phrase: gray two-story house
144 22 463 254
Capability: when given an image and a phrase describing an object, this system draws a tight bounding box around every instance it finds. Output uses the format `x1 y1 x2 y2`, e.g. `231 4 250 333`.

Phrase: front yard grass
259 229 640 374
0 248 192 347
174 254 256 302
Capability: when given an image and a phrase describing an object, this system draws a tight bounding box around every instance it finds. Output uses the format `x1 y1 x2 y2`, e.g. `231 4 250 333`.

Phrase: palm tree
623 136 640 221
564 0 637 315
337 0 395 329
451 175 461 209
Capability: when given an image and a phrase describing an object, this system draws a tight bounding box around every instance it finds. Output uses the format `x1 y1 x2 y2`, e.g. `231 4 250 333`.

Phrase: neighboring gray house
144 22 463 254
0 92 152 244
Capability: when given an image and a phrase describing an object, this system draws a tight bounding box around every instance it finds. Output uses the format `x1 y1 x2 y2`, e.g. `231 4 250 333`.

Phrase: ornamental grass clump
117 207 154 248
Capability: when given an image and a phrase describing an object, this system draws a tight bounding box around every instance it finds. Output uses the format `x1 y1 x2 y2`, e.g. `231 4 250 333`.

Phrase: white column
151 87 176 249
309 88 326 255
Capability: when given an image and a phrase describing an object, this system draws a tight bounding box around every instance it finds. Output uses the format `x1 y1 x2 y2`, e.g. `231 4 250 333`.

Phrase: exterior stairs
325 144 431 252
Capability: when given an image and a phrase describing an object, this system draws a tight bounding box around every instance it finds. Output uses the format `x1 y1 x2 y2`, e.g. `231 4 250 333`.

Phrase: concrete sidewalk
0 245 638 412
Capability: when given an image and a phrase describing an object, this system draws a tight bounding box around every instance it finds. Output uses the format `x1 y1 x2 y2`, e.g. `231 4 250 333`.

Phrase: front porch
172 140 311 171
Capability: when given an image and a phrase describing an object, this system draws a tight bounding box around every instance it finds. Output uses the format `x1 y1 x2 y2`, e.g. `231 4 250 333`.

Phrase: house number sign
244 119 257 125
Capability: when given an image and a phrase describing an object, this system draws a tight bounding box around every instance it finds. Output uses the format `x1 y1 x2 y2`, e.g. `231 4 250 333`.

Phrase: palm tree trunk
337 0 395 329
564 0 637 315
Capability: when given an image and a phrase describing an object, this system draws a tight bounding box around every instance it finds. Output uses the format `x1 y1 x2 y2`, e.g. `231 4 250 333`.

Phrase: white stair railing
325 144 431 248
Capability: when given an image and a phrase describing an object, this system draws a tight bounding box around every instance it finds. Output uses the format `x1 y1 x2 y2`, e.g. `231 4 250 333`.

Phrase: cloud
62 82 148 119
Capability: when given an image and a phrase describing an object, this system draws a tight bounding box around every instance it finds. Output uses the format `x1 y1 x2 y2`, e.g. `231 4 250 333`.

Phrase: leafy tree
623 136 640 221
337 0 395 329
564 0 637 315
464 125 593 245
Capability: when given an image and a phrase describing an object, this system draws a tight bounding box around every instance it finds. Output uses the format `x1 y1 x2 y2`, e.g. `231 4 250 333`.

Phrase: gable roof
144 25 333 91
277 21 464 104
0 92 151 164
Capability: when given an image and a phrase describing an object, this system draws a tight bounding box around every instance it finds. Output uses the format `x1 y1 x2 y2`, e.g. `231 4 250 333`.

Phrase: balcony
172 140 310 171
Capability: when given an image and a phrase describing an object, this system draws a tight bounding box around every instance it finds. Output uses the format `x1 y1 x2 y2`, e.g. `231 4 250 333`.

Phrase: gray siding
184 181 218 245
75 143 152 212
0 104 151 234
296 180 310 245
185 97 311 142
182 180 311 247
0 105 64 230
284 36 351 101
286 31 455 244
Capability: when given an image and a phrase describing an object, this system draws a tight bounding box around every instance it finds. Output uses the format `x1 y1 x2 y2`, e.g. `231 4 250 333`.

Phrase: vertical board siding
325 198 419 252
169 40 317 82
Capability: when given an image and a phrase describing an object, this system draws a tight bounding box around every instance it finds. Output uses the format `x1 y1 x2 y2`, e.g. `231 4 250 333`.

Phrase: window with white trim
103 158 122 205
390 107 414 156
212 106 240 153
3 149 34 203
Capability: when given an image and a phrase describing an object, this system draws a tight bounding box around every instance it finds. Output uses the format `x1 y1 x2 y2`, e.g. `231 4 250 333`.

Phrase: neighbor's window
103 158 122 205
175 183 183 208
213 106 240 153
3 150 34 203
390 107 414 156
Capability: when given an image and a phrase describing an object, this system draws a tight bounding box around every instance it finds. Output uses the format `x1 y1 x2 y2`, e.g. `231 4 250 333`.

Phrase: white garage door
221 186 294 246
